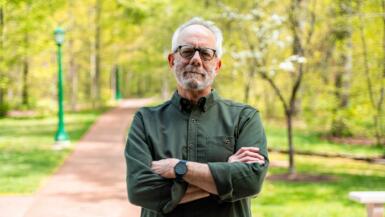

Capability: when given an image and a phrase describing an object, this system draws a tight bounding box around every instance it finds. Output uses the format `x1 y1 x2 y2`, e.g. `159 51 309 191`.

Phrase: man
125 17 269 217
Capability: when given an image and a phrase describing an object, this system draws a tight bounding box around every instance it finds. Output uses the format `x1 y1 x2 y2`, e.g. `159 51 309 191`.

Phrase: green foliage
0 0 383 141
0 101 8 117
330 118 353 137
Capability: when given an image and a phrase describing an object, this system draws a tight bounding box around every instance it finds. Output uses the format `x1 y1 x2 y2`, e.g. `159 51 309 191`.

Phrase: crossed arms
125 109 269 213
151 147 266 204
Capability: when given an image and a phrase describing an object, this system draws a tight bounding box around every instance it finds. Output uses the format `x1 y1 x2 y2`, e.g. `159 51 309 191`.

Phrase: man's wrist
174 160 188 181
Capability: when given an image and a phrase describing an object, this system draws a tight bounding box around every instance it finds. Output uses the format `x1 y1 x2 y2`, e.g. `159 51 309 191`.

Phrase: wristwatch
174 160 188 181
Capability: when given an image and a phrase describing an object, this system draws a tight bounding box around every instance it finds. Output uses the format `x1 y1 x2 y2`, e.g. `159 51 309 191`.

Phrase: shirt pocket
206 136 235 162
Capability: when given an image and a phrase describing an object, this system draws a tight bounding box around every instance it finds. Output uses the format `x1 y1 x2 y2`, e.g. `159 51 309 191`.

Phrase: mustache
183 66 205 75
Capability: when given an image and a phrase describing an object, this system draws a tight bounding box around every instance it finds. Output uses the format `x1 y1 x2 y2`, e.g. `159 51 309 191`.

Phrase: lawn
251 120 385 216
0 109 105 194
265 121 384 157
251 152 385 217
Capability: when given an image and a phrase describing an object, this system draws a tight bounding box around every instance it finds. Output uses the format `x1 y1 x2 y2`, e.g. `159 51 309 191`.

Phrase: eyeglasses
174 45 217 61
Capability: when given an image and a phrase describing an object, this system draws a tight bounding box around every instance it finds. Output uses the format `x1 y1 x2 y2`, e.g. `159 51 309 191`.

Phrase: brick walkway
1 99 154 217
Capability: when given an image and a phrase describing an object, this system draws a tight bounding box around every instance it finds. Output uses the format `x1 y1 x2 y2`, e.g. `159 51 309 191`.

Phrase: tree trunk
111 65 116 100
330 0 353 137
376 0 385 147
90 41 96 108
331 38 352 137
286 109 295 174
68 0 78 111
342 37 352 107
22 31 29 107
286 0 303 175
90 0 102 108
379 0 385 146
359 1 385 146
0 9 7 116
243 70 253 104
68 39 78 111
0 6 5 113
95 0 101 104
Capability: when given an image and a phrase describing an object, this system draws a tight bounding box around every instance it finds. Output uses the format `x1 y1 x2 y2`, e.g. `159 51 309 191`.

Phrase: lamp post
54 27 70 149
115 65 122 100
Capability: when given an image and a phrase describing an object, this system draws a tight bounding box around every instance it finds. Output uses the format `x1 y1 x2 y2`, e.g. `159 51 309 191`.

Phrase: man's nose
189 50 202 66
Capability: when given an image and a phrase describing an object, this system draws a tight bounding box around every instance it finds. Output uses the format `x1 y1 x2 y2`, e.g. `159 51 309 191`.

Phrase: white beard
172 59 216 90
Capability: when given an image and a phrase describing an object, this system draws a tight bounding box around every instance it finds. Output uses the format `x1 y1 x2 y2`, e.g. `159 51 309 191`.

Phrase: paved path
1 99 154 217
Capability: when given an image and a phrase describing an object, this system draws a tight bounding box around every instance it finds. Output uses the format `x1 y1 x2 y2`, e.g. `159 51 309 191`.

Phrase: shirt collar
170 89 219 113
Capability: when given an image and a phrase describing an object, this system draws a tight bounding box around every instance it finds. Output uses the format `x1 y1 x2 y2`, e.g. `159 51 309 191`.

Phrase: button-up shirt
125 90 269 217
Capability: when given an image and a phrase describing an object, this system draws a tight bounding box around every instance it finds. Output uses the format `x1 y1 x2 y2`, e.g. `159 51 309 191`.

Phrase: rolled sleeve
208 109 269 202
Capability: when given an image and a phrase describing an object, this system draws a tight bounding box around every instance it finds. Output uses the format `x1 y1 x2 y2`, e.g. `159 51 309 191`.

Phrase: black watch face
175 162 187 175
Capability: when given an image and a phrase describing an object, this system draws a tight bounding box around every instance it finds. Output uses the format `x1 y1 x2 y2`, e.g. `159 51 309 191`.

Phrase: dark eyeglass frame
174 45 217 61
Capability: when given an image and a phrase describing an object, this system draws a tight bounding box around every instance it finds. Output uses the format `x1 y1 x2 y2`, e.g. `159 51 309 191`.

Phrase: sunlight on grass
265 121 384 157
252 153 385 217
0 109 105 194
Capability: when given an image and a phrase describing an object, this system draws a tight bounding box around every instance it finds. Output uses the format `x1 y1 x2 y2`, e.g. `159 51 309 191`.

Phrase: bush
0 103 9 118
330 118 353 137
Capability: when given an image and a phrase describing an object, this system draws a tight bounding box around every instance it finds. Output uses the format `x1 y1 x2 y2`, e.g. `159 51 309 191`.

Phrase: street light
54 27 70 149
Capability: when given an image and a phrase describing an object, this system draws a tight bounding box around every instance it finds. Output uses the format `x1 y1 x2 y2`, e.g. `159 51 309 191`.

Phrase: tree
0 3 7 116
357 0 385 146
221 0 317 174
329 0 354 137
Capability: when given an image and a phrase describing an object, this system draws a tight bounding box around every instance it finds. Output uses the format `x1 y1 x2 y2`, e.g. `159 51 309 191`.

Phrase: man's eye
181 48 195 56
201 50 211 55
201 49 213 58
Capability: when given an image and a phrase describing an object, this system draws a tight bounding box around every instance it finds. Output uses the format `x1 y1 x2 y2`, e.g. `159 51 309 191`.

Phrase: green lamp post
115 65 122 100
54 27 70 148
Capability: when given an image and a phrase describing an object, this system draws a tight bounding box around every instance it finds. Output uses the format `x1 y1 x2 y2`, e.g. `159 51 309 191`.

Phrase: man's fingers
238 156 265 164
228 148 265 163
239 156 257 163
228 155 265 164
234 147 260 155
237 150 264 160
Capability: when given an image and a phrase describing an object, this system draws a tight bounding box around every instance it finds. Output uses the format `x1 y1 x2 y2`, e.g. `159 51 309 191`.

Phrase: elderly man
125 17 269 217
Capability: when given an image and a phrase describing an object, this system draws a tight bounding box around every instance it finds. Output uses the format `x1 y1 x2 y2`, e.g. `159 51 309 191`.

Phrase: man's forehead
177 24 216 45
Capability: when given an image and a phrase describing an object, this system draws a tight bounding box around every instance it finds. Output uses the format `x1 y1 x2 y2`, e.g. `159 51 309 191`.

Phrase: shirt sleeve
125 111 187 213
207 108 269 202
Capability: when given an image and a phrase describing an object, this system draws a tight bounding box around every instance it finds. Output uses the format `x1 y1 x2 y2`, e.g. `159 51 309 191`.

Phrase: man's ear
168 54 174 68
215 59 222 75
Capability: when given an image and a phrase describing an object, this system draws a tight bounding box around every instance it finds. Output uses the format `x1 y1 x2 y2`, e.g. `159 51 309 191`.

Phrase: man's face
169 25 221 91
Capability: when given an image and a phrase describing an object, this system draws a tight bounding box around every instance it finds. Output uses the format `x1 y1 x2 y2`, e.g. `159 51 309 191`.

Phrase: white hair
171 17 223 58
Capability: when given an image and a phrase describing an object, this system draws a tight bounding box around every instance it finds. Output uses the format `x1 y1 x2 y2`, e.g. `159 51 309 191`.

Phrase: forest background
1 0 385 216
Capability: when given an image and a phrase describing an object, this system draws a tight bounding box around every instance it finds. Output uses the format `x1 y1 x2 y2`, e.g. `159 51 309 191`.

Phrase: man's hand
151 158 179 179
179 185 210 204
228 147 265 164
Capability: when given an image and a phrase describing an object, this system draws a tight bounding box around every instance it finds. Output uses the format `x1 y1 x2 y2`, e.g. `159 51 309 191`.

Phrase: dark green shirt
125 90 269 217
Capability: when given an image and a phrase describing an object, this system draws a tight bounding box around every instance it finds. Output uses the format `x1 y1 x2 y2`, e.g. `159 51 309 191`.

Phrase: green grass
252 153 385 217
265 120 384 157
0 109 106 194
252 119 385 216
